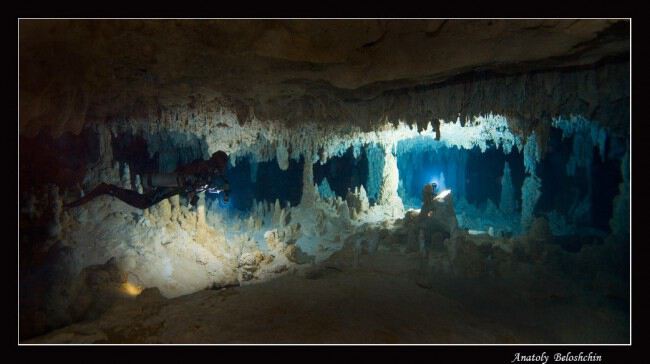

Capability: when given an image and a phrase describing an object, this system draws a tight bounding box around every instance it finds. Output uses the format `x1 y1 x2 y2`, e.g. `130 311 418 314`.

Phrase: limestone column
196 192 206 226
365 143 384 202
377 144 404 216
300 155 318 207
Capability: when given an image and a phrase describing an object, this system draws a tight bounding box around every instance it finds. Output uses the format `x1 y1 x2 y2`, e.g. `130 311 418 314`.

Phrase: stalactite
438 114 522 153
276 142 289 171
318 147 329 165
352 143 361 160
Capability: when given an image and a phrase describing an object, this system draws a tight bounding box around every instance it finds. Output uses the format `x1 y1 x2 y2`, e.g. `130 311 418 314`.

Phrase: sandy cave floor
26 246 629 344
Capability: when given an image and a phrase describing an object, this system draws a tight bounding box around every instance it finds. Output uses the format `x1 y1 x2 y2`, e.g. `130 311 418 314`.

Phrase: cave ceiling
19 19 630 137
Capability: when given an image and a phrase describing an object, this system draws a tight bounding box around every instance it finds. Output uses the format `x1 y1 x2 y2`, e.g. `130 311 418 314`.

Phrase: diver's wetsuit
66 152 229 209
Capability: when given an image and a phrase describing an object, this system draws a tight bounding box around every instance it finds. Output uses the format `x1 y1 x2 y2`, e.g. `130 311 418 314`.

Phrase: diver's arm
207 174 230 193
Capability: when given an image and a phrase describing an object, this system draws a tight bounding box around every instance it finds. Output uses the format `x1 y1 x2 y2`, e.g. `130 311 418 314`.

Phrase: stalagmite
377 146 404 216
272 199 288 227
358 186 369 212
82 124 121 189
365 144 384 202
197 192 206 226
346 186 370 216
120 163 131 189
300 156 319 207
170 195 181 220
521 175 542 232
523 132 541 176
318 177 336 199
499 161 516 214
134 174 144 194
337 200 351 222
156 198 173 222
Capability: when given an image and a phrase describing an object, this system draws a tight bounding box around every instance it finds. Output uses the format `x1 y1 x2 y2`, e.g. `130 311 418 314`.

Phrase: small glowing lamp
122 282 143 296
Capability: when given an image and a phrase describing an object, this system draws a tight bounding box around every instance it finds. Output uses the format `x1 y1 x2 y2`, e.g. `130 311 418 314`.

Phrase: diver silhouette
66 151 230 209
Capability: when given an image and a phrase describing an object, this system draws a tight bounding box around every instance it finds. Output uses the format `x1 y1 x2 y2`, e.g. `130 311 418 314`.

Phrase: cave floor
26 247 629 344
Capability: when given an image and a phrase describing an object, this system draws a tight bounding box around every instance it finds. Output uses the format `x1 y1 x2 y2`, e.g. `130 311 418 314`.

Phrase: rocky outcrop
20 20 629 138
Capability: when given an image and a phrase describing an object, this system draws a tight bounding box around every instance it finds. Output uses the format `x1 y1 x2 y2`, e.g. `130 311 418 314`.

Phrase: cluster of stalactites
109 108 531 178
437 114 522 154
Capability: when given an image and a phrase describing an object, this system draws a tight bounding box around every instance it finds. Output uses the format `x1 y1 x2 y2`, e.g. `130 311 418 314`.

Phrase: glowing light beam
122 282 143 296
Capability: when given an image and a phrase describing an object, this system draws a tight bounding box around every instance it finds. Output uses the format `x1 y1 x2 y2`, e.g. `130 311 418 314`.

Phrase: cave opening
220 155 304 213
313 145 369 201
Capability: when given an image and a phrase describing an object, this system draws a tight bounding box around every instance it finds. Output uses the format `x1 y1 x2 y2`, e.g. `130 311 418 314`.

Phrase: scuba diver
65 151 230 209
420 182 439 218
429 182 438 198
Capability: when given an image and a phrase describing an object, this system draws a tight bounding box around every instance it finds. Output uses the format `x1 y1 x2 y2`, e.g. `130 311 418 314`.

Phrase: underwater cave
19 19 631 344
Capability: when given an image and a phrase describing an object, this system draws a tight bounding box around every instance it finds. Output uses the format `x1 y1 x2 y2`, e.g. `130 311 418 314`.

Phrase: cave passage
18 117 630 344
217 155 304 212
99 121 627 239
393 124 625 237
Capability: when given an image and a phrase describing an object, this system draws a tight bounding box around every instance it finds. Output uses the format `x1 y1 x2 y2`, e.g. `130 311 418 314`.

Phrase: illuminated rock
377 147 404 217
